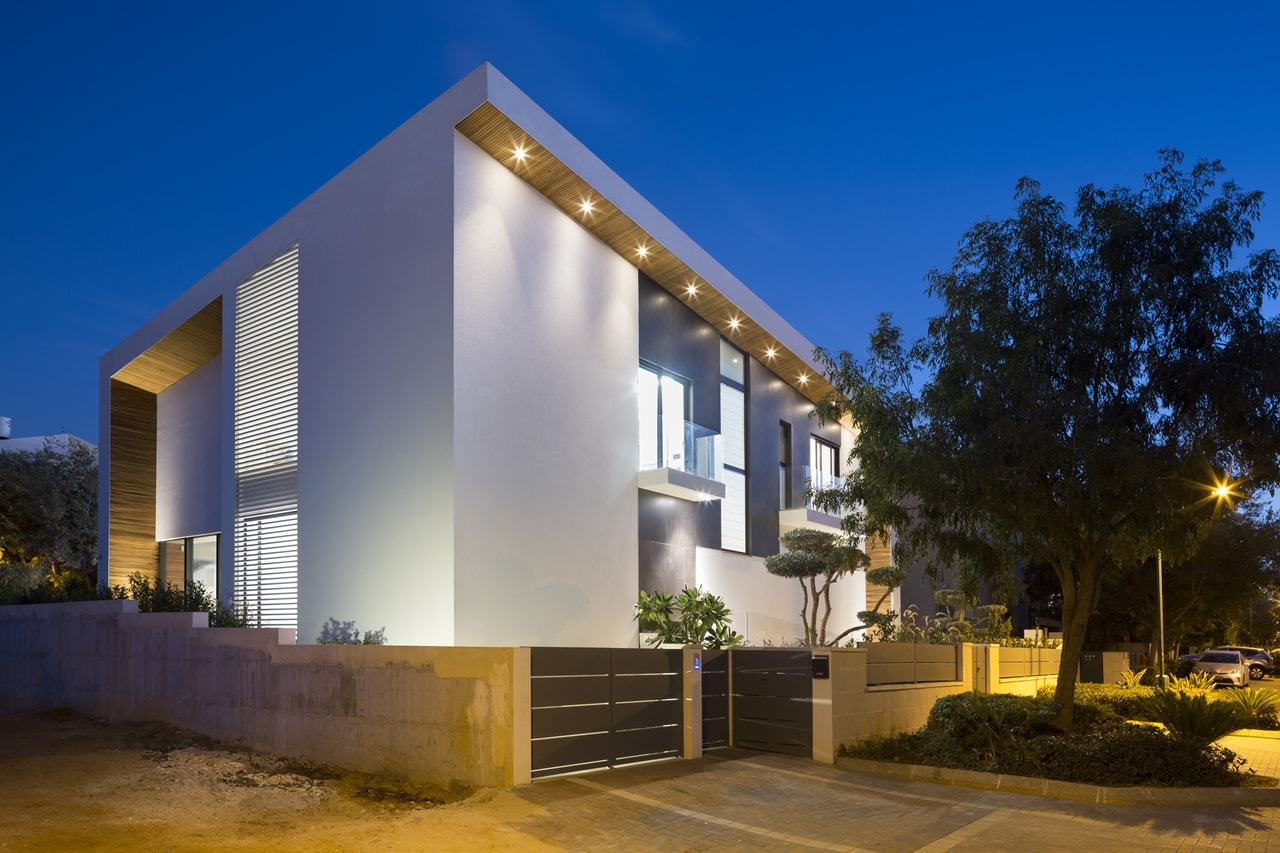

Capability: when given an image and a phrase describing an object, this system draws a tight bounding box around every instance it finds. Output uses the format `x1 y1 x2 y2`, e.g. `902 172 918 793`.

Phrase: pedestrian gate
730 648 813 756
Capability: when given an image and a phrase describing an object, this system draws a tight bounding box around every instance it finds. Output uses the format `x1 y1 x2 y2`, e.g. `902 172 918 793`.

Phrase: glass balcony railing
640 416 723 482
780 466 846 517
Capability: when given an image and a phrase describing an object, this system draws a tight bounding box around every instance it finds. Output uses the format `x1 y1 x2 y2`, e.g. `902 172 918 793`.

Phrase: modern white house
98 64 880 647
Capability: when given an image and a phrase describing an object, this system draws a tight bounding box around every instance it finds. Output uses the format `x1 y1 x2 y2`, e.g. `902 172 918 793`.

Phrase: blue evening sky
4 1 1278 443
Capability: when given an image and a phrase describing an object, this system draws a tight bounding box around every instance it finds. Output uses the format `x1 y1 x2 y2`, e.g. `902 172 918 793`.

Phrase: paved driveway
507 748 1280 852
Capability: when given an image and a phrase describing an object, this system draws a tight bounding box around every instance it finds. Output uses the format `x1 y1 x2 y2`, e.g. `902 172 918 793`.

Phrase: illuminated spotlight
728 317 741 331
513 144 528 162
685 282 699 297
636 244 649 260
580 199 594 215
798 373 809 385
764 346 777 360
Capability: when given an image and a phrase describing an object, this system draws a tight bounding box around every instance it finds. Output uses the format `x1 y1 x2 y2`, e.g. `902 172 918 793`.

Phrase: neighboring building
0 418 95 455
98 64 873 646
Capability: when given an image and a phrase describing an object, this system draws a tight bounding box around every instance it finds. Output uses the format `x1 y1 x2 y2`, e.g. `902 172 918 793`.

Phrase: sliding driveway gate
529 647 815 778
530 647 683 779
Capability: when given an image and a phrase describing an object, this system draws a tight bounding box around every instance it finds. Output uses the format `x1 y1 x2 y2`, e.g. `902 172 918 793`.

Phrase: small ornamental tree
765 528 865 646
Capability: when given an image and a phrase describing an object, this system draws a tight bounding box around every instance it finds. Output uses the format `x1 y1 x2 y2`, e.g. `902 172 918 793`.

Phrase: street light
1155 476 1241 689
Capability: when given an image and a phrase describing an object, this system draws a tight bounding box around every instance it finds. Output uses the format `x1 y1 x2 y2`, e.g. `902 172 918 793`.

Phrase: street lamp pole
1156 548 1165 688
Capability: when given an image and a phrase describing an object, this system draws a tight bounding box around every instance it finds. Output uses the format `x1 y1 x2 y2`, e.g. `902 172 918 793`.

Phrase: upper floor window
810 436 839 490
638 364 689 471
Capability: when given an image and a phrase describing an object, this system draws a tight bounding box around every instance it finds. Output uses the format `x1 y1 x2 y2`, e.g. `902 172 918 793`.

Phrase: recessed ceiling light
765 346 777 360
513 145 528 162
636 245 649 260
728 317 741 331
798 373 809 385
686 282 698 297
580 199 594 214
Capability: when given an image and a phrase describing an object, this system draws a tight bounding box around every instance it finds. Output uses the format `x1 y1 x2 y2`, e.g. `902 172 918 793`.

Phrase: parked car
1211 646 1273 681
1192 650 1250 688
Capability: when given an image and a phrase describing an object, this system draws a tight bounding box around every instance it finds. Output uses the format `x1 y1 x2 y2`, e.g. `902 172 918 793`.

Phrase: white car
1192 650 1250 688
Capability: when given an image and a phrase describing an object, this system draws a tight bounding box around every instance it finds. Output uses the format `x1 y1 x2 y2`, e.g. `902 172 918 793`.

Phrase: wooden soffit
456 102 836 405
112 297 222 395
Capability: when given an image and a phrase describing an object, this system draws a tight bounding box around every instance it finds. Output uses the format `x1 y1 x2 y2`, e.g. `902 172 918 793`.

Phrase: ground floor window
159 533 219 593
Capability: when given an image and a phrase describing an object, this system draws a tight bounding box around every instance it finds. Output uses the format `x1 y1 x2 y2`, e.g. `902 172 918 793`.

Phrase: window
160 533 220 593
639 364 689 471
779 421 792 508
810 436 838 490
720 341 746 552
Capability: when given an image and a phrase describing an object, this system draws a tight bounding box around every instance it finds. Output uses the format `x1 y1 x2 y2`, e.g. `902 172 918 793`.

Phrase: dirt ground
0 710 559 852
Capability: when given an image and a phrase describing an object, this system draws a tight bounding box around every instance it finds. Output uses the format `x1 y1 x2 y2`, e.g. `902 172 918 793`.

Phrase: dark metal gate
530 647 683 779
701 648 729 750
731 648 813 756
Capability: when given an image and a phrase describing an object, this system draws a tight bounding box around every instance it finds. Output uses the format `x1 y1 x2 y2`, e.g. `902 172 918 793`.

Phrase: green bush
633 586 743 649
114 572 247 628
1218 688 1280 728
1009 725 1250 787
316 618 386 645
1042 683 1156 727
845 690 1255 787
1142 689 1251 744
0 562 48 605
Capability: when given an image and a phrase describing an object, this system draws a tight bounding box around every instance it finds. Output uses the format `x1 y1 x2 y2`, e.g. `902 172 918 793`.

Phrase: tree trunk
1051 559 1100 733
818 573 834 645
797 579 813 645
808 576 821 645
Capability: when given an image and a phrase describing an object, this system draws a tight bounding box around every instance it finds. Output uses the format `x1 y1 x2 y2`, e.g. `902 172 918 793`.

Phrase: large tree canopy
816 151 1280 730
0 439 98 574
1089 501 1280 653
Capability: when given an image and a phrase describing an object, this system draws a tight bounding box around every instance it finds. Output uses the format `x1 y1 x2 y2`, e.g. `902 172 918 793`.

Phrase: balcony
778 466 845 532
637 417 726 502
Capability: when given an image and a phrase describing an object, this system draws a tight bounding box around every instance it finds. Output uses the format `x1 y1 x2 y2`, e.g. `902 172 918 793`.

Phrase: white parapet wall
0 600 530 789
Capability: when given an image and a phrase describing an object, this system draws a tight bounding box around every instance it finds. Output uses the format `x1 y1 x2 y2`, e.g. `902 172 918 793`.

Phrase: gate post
683 645 703 760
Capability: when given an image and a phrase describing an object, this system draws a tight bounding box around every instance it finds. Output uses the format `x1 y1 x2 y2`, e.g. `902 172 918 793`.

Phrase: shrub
844 691 1254 787
0 562 48 605
1219 688 1280 728
633 586 743 649
1010 725 1250 787
1167 670 1217 693
1042 683 1155 728
114 572 247 627
317 618 386 645
1143 689 1251 744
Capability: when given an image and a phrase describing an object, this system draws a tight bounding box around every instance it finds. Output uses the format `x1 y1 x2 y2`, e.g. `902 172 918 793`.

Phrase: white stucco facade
99 64 866 648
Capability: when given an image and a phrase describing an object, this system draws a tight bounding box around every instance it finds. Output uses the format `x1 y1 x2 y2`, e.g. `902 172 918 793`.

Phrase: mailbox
812 655 830 679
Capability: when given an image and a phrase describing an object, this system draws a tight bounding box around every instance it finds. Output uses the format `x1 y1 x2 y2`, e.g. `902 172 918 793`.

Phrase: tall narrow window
779 421 792 509
639 364 689 471
234 246 299 631
720 341 747 552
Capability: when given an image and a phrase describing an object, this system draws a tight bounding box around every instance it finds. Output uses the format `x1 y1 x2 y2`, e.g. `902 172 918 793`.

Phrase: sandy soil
0 710 560 852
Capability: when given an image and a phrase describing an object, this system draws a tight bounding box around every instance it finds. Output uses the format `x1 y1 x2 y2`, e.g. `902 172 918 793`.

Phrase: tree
764 528 866 645
816 151 1280 730
0 438 98 575
1089 501 1280 652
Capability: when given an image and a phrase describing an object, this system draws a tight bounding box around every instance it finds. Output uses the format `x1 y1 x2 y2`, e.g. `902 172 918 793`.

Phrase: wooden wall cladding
108 382 158 584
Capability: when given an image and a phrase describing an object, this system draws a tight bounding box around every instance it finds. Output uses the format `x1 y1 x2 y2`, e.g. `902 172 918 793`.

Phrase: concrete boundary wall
0 601 529 788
